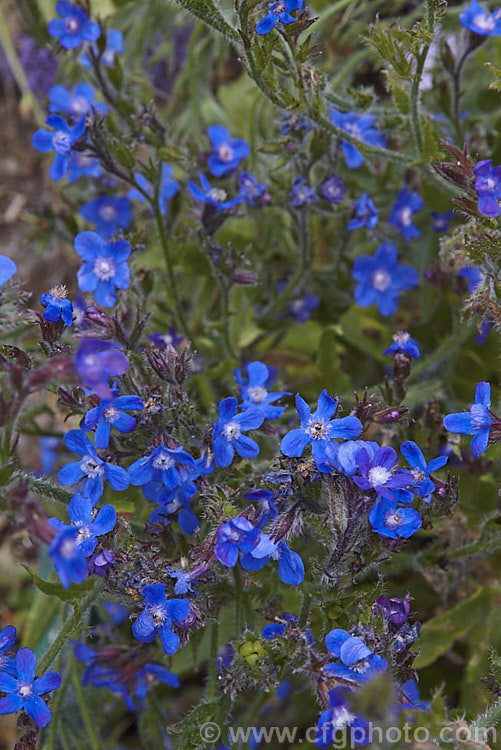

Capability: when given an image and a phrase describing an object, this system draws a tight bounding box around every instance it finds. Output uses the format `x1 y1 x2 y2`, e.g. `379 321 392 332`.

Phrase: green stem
299 591 312 629
43 655 74 750
233 565 244 637
208 621 219 700
71 664 101 750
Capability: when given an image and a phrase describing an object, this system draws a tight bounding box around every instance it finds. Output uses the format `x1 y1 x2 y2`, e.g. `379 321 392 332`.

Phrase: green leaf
158 145 185 163
111 142 136 168
22 565 95 604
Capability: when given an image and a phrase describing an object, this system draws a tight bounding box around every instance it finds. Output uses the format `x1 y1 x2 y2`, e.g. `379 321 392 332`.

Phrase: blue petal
443 412 475 435
325 629 350 657
339 637 371 666
0 694 23 716
475 381 491 408
104 463 130 491
16 648 36 683
159 626 180 655
277 543 304 585
280 428 310 457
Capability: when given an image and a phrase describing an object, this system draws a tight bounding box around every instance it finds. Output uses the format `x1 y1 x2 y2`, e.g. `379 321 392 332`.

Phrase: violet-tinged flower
132 584 190 655
352 242 419 317
240 534 305 585
315 689 370 748
215 518 260 567
443 381 493 456
289 177 316 206
353 446 414 501
384 331 420 359
66 150 101 183
278 112 313 134
38 437 60 476
431 210 454 233
128 164 179 215
167 567 197 595
81 28 124 68
324 629 388 684
262 615 314 644
57 429 130 505
239 172 269 206
400 440 448 501
150 327 184 349
389 188 423 242
322 439 379 477
3 35 58 95
234 360 290 420
128 444 195 488
32 114 86 181
87 549 115 576
84 389 144 448
40 285 73 325
458 264 484 291
256 0 304 35
280 390 362 470
48 527 88 589
49 493 116 557
460 0 501 35
319 175 345 203
399 679 430 711
49 82 106 119
0 255 17 287
244 489 278 527
0 626 16 677
75 231 130 307
79 195 132 238
207 125 249 177
0 649 61 728
103 600 128 625
188 174 243 211
369 497 422 539
288 292 319 322
474 159 501 217
212 397 264 468
375 595 411 627
348 193 378 230
47 1 100 49
75 337 128 399
329 108 386 169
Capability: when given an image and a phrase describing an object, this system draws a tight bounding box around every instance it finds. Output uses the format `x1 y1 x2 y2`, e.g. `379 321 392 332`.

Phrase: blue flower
323 440 379 477
47 1 100 49
75 231 131 307
234 361 290 420
81 28 124 68
128 444 195 488
324 629 388 684
150 327 184 349
384 331 420 359
400 441 448 501
369 497 422 539
241 534 305 585
79 195 132 238
474 159 501 217
239 172 268 206
167 567 197 595
288 292 319 322
315 689 370 748
32 114 86 181
289 177 316 206
84 390 144 448
188 174 244 211
49 493 116 557
431 210 454 233
389 188 423 242
443 381 493 457
244 489 278 527
353 446 414 501
262 615 314 643
103 600 128 625
215 518 260 567
329 108 386 169
212 397 265 468
0 626 16 677
128 164 179 215
57 429 130 505
207 125 249 177
348 193 378 230
460 0 501 35
75 337 129 400
132 584 190 655
278 112 313 134
352 242 419 317
458 264 484 291
0 648 61 728
40 285 73 325
66 150 101 183
280 390 362 470
49 82 106 119
319 175 345 203
134 663 179 700
256 0 304 35
0 255 16 287
48 527 88 588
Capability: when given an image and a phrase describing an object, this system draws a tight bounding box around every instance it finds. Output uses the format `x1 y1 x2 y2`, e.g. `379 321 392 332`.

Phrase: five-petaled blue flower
40 285 73 325
81 28 124 68
215 518 260 567
319 175 345 203
384 331 420 359
234 361 290 420
352 242 419 317
474 159 501 217
290 177 316 207
49 82 106 119
324 629 388 684
329 108 386 169
132 584 190 655
0 255 16 287
48 527 88 588
75 337 128 400
256 0 304 35
353 446 414 501
369 497 422 539
288 292 319 322
431 210 454 233
0 648 61 728
188 174 243 211
239 172 268 206
348 193 378 231
66 150 101 183
460 0 501 35
150 327 184 349
32 114 86 181
128 444 195 488
315 689 370 748
75 231 131 307
0 626 16 677
323 439 379 477
443 381 493 457
47 1 100 49
280 390 362 470
57 429 130 505
49 493 116 557
240 534 305 585
207 125 249 177
128 164 179 215
400 440 448 502
84 389 144 448
389 188 423 242
79 195 132 238
212 397 265 468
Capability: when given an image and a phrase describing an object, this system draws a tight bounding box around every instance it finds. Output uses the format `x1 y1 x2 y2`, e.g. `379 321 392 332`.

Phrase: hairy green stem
71 663 101 750
233 565 244 636
208 620 219 699
43 655 73 750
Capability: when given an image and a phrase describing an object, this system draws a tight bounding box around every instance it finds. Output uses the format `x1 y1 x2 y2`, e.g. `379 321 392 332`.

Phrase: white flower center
65 17 81 33
486 177 496 190
76 526 92 544
274 2 286 14
153 452 175 470
330 706 355 731
53 131 71 153
150 604 167 625
93 257 116 281
412 469 425 482
394 331 410 345
398 206 413 226
386 512 402 527
208 188 227 202
18 684 33 698
351 658 370 673
345 123 361 138
80 456 104 477
104 406 119 423
223 421 241 441
306 418 328 440
371 269 391 292
473 13 495 30
99 204 118 222
368 466 391 486
71 96 89 116
78 153 93 168
217 144 235 163
49 284 68 300
103 50 115 66
61 538 76 558
83 354 97 367
248 386 267 403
